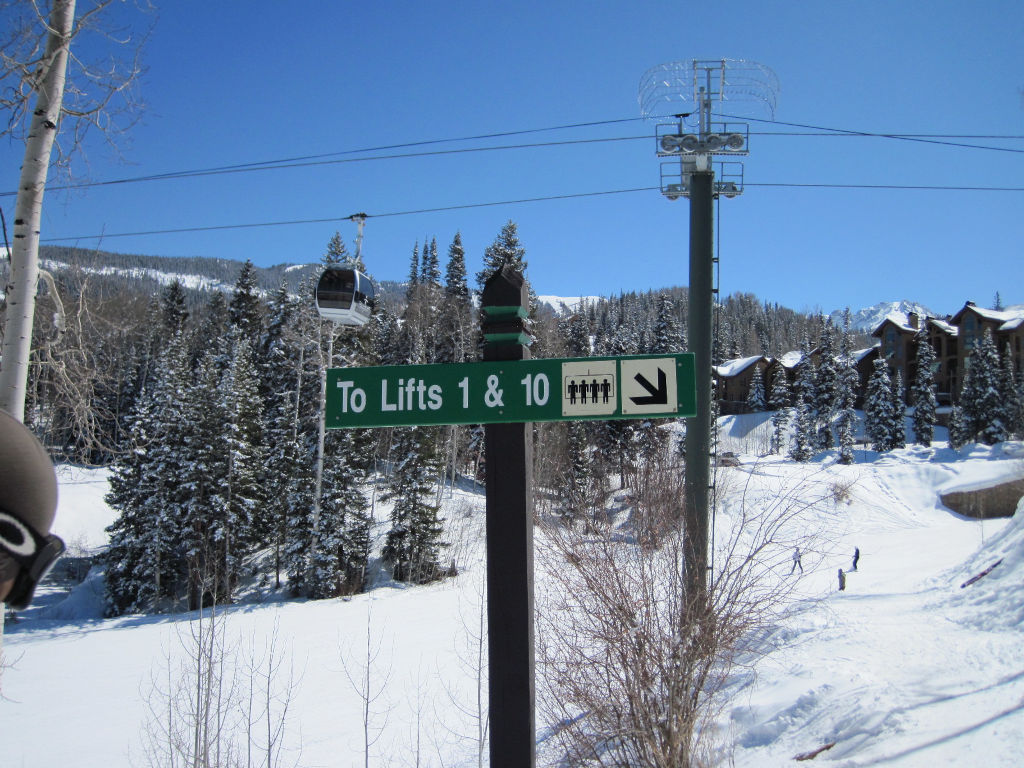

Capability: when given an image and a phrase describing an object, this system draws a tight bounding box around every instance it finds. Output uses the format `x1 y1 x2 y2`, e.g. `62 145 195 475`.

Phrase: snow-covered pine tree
435 233 476 483
179 347 230 609
559 420 593 526
959 328 1006 445
262 389 304 590
324 231 350 265
789 341 816 460
229 259 264 347
651 293 683 355
948 405 969 449
746 365 766 412
308 427 370 598
788 386 814 462
911 330 938 447
160 279 189 337
813 318 838 449
191 290 231 371
381 425 445 584
864 359 895 452
768 371 791 455
1013 370 1024 440
105 333 192 613
103 391 162 615
998 343 1022 440
406 241 420 302
476 220 528 293
421 236 441 288
888 370 906 450
835 313 859 465
219 336 266 598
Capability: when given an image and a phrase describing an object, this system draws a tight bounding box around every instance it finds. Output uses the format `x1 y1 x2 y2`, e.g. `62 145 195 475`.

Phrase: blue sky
4 0 1022 316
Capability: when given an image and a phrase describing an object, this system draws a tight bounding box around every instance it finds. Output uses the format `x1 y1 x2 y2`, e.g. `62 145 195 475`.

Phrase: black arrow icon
630 368 668 406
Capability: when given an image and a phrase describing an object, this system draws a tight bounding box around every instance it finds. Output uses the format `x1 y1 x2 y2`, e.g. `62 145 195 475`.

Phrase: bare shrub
142 603 300 768
537 462 830 766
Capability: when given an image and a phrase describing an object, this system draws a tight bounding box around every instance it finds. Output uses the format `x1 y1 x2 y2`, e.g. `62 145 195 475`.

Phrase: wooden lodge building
713 301 1024 414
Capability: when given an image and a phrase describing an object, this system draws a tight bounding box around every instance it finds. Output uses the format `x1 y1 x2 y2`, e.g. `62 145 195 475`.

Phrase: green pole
684 169 714 602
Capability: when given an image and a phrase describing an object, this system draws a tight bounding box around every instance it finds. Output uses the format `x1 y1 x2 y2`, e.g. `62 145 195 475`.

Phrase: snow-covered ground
3 418 1023 767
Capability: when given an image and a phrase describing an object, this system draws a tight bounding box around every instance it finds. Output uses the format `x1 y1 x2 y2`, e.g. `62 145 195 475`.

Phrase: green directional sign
326 353 695 428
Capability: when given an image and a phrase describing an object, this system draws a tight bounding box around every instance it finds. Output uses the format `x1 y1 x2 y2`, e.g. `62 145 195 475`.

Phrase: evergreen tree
789 342 816 460
421 236 441 288
746 366 766 412
103 392 164 615
998 344 1022 440
263 390 305 590
911 331 938 447
813 319 838 449
219 337 266 595
559 420 593 526
179 348 230 608
192 291 231 371
476 220 527 292
768 371 790 455
948 405 969 449
443 232 469 301
229 259 264 345
381 426 445 583
160 279 189 337
864 359 895 452
651 293 682 354
406 241 420 300
323 231 350 265
105 333 192 613
959 329 1006 445
834 316 860 465
888 370 906 450
788 386 814 462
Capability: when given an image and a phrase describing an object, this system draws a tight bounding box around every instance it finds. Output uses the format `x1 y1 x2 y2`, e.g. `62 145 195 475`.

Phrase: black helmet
0 410 64 609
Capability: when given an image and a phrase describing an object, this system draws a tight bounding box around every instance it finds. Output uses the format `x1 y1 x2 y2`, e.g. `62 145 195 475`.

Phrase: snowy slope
3 431 1024 766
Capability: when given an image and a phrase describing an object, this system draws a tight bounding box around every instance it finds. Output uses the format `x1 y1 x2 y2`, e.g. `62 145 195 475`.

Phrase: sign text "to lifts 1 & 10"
326 354 696 429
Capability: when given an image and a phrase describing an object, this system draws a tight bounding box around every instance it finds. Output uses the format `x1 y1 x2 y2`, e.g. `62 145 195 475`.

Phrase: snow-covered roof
852 346 878 362
777 350 803 369
951 302 1024 331
928 317 958 336
714 355 765 378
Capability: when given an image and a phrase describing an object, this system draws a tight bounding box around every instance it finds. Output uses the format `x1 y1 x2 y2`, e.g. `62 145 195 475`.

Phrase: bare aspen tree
0 0 145 420
341 607 394 768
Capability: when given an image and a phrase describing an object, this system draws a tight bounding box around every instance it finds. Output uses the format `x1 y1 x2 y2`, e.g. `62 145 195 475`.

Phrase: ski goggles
0 509 66 610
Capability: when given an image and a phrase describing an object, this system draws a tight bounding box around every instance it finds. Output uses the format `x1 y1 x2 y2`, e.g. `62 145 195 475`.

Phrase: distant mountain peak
831 300 939 333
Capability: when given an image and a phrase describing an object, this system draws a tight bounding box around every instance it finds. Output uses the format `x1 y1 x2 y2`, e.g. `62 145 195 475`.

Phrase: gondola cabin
315 266 375 326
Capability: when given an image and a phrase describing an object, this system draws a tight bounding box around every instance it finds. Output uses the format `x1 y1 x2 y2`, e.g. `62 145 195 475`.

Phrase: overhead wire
11 111 1024 243
716 112 1024 155
39 180 1024 244
5 115 1022 197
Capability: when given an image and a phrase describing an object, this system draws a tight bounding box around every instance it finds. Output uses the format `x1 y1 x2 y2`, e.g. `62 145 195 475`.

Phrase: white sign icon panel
561 360 617 417
620 357 678 415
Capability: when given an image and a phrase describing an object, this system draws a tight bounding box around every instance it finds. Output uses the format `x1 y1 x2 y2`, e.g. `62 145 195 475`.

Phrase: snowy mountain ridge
829 299 939 333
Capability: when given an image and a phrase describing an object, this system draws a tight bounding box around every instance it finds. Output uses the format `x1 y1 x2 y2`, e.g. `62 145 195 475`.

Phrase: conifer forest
7 221 1022 617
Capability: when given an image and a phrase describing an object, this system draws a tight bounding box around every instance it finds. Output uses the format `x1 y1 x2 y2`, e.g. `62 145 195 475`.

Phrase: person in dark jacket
852 547 860 572
838 568 846 591
0 410 65 610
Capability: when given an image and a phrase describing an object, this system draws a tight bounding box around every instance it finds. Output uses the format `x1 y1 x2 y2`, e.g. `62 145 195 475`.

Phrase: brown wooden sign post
481 264 536 767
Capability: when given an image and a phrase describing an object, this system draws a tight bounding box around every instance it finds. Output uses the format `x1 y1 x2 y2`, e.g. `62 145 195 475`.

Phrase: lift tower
640 59 778 601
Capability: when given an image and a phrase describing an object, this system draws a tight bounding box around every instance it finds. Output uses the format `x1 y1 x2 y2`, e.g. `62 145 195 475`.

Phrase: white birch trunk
0 0 77 422
0 0 76 664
